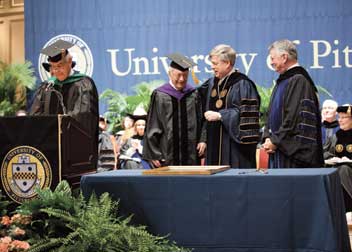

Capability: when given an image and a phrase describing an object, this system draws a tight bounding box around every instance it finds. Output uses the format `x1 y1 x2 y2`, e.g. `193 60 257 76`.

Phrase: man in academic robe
143 53 206 167
29 39 99 160
262 39 323 168
198 44 261 168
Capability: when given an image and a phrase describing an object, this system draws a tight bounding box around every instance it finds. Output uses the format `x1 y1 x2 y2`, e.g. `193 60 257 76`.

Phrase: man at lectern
29 39 99 142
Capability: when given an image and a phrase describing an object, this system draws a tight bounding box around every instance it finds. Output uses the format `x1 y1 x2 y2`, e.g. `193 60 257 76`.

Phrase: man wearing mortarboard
29 39 99 162
143 53 206 167
324 104 352 212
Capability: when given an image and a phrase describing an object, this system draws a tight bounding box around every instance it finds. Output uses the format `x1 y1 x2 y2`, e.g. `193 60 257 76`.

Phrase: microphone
45 80 67 115
45 80 55 91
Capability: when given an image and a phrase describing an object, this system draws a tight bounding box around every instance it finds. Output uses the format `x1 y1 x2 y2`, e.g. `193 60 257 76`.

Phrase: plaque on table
142 165 230 175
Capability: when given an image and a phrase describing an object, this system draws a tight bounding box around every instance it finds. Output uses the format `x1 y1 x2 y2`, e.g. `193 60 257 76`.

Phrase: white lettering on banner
204 55 212 73
311 40 332 69
344 46 352 68
310 40 352 69
151 47 160 74
132 57 150 75
191 54 204 73
107 48 134 76
107 48 258 77
237 53 258 75
107 40 352 77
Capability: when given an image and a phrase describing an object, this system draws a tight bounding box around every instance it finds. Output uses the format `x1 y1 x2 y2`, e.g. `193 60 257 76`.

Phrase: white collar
287 62 300 71
168 79 178 90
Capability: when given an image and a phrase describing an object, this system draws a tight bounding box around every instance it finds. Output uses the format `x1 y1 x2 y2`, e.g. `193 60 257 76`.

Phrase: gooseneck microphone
45 80 67 115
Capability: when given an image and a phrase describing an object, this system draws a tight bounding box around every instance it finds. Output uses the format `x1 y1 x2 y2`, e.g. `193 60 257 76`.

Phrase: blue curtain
25 0 352 112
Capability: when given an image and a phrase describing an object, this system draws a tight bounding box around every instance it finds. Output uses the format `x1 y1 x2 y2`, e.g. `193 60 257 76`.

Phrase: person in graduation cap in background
198 44 261 168
324 104 352 212
30 39 99 154
143 53 207 167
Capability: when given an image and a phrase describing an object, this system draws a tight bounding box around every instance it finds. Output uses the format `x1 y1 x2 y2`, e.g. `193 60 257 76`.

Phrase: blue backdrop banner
25 0 352 112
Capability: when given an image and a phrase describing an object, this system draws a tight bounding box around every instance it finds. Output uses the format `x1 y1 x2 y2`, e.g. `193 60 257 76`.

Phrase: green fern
17 181 77 215
20 181 190 252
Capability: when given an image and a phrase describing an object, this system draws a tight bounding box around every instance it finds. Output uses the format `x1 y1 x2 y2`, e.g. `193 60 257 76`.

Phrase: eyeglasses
50 64 66 72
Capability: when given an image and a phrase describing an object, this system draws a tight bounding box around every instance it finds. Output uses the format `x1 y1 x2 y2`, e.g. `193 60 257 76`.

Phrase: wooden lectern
0 115 97 203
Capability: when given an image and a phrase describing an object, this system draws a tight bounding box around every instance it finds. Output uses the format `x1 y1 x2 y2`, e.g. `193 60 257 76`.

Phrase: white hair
322 99 338 109
268 39 297 61
209 44 236 66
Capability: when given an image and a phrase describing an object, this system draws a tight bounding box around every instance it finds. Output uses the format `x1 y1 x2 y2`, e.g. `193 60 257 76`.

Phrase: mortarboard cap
337 104 352 116
126 107 148 121
41 39 74 62
167 53 196 72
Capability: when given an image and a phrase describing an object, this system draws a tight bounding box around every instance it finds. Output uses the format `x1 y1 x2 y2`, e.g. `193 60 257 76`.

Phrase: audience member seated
97 115 117 172
324 104 352 212
116 115 135 142
115 115 135 159
119 107 151 169
321 99 339 150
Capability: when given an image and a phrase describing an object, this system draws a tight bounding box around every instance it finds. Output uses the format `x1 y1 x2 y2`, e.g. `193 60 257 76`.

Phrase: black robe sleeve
220 79 260 144
143 91 164 161
29 82 49 115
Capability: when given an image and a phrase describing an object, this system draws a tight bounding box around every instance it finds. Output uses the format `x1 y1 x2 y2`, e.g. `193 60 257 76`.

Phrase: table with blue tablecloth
80 168 351 252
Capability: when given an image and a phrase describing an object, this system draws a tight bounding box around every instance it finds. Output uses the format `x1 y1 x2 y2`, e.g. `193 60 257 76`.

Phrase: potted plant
0 61 36 116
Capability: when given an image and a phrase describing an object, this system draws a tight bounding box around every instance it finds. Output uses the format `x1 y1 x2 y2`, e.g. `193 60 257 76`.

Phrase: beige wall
0 0 24 64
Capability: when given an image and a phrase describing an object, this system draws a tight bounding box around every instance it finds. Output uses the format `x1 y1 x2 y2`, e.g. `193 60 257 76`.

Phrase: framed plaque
143 165 230 175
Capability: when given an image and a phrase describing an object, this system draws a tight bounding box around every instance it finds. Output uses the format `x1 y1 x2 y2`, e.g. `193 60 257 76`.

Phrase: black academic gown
143 83 206 166
198 71 261 168
263 66 324 168
322 120 339 150
324 129 352 212
30 74 99 164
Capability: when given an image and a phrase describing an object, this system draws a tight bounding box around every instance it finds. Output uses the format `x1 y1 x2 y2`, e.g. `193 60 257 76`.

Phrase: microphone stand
46 81 67 115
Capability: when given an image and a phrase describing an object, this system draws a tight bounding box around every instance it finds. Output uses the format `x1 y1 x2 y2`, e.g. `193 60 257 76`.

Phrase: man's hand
151 160 161 168
262 138 277 154
204 111 221 121
197 142 207 157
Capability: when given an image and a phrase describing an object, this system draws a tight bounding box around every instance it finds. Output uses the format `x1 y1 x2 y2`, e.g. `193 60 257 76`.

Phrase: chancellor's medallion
216 99 223 109
220 89 227 98
336 144 344 153
211 88 217 98
347 144 352 153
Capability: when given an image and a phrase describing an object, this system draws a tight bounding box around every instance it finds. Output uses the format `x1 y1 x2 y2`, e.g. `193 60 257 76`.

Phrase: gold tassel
348 105 351 116
191 68 200 85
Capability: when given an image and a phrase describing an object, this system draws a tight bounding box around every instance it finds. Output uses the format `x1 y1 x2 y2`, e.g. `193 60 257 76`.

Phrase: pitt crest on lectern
1 146 52 204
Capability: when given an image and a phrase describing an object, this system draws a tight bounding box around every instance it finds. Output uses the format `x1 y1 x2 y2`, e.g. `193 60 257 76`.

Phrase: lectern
0 115 97 203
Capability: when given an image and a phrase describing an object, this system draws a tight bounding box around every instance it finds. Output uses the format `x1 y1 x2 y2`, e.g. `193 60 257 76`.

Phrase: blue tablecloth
81 168 351 252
